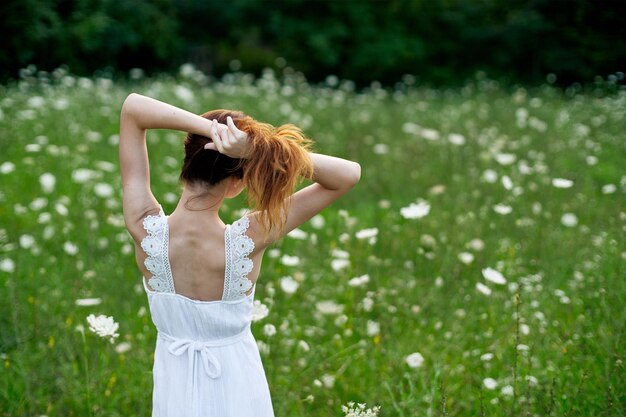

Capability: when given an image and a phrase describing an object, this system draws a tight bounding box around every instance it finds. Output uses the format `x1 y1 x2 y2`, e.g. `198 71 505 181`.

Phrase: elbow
120 93 141 118
346 161 361 188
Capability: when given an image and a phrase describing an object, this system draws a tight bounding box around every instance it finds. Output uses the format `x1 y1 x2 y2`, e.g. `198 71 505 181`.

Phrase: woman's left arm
119 93 213 235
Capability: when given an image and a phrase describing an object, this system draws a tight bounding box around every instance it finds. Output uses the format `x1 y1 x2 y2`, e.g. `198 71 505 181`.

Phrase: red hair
180 110 314 238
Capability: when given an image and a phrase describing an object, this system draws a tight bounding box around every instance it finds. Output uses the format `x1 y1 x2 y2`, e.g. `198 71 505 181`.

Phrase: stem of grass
79 329 93 417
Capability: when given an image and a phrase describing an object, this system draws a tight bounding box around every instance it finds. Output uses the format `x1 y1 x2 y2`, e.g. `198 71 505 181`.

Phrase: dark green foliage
1 0 624 86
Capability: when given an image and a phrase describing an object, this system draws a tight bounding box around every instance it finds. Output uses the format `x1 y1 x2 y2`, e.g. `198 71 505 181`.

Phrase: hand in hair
204 116 251 159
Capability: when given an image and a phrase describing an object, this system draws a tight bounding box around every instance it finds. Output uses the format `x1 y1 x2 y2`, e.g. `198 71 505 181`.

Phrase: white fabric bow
168 338 222 379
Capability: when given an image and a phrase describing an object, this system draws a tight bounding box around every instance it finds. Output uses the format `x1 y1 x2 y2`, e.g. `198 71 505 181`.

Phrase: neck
175 182 228 220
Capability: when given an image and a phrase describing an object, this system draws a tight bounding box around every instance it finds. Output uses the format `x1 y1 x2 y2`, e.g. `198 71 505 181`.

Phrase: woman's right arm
250 152 361 247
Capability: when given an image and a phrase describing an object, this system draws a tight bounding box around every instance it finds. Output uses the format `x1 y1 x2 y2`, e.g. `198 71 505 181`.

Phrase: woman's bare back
135 209 266 302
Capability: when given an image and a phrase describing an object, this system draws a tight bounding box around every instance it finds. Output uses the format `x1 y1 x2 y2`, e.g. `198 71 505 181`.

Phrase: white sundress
140 206 274 417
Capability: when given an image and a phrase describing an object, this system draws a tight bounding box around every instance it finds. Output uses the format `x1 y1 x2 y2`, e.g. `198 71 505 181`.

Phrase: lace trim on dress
222 215 255 301
140 207 175 293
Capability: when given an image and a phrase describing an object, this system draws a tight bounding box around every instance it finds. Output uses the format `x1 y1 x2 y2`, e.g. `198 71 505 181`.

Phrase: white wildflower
373 143 388 154
280 254 300 266
29 197 47 210
27 96 45 108
179 63 196 77
72 168 98 183
348 274 370 287
39 173 56 193
86 131 102 142
279 276 299 294
400 200 430 219
321 374 335 388
331 258 350 271
602 184 616 194
53 97 69 110
310 214 325 229
0 162 15 174
115 342 132 354
287 228 308 240
483 377 498 390
251 300 269 321
331 248 350 259
315 300 344 315
256 340 270 355
501 385 514 396
86 314 119 343
476 282 492 296
420 128 440 141
448 133 466 145
468 238 485 251
355 228 378 240
0 258 15 273
75 298 102 306
63 241 78 255
19 234 35 249
494 153 516 165
552 178 574 188
420 234 436 248
298 340 310 351
405 352 424 368
334 314 348 326
493 204 512 215
174 85 194 102
482 169 498 183
25 143 41 152
94 183 114 198
402 122 421 134
561 213 578 227
520 323 530 335
341 401 381 417
262 324 276 337
525 375 538 386
501 175 513 190
55 202 68 216
480 353 494 361
366 320 380 337
586 155 598 165
458 252 474 264
482 267 507 285
429 184 446 195
362 297 374 312
95 161 115 172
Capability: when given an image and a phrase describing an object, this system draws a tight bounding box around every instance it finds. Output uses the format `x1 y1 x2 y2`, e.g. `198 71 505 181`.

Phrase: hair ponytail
240 121 314 239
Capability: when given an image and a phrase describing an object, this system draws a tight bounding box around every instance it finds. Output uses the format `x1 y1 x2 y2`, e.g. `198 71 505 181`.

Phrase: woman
119 93 360 416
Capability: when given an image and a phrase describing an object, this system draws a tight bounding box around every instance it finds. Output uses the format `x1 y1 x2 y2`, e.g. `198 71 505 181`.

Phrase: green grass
0 66 624 416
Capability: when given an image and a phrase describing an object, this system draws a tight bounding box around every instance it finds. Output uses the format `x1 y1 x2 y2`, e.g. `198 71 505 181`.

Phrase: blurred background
2 0 625 87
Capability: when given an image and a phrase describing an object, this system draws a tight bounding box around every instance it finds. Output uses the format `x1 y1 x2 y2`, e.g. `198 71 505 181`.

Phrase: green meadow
0 66 624 416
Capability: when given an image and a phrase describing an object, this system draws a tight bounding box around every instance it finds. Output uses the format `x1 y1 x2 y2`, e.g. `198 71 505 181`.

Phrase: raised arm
119 93 213 235
285 152 361 230
249 152 361 248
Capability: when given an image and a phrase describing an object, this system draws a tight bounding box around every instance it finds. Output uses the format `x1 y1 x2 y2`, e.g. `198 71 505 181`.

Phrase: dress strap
140 206 175 293
222 215 255 301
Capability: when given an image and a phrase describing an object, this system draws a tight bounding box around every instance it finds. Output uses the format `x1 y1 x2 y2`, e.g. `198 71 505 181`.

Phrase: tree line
2 0 624 86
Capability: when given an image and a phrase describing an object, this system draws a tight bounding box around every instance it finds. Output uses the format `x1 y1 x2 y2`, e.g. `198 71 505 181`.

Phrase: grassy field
0 66 624 416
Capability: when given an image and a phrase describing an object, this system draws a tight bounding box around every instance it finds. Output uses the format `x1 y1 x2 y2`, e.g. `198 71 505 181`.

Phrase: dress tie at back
158 327 252 415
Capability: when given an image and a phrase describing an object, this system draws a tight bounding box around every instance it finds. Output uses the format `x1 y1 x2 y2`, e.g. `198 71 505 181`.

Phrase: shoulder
230 212 268 257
